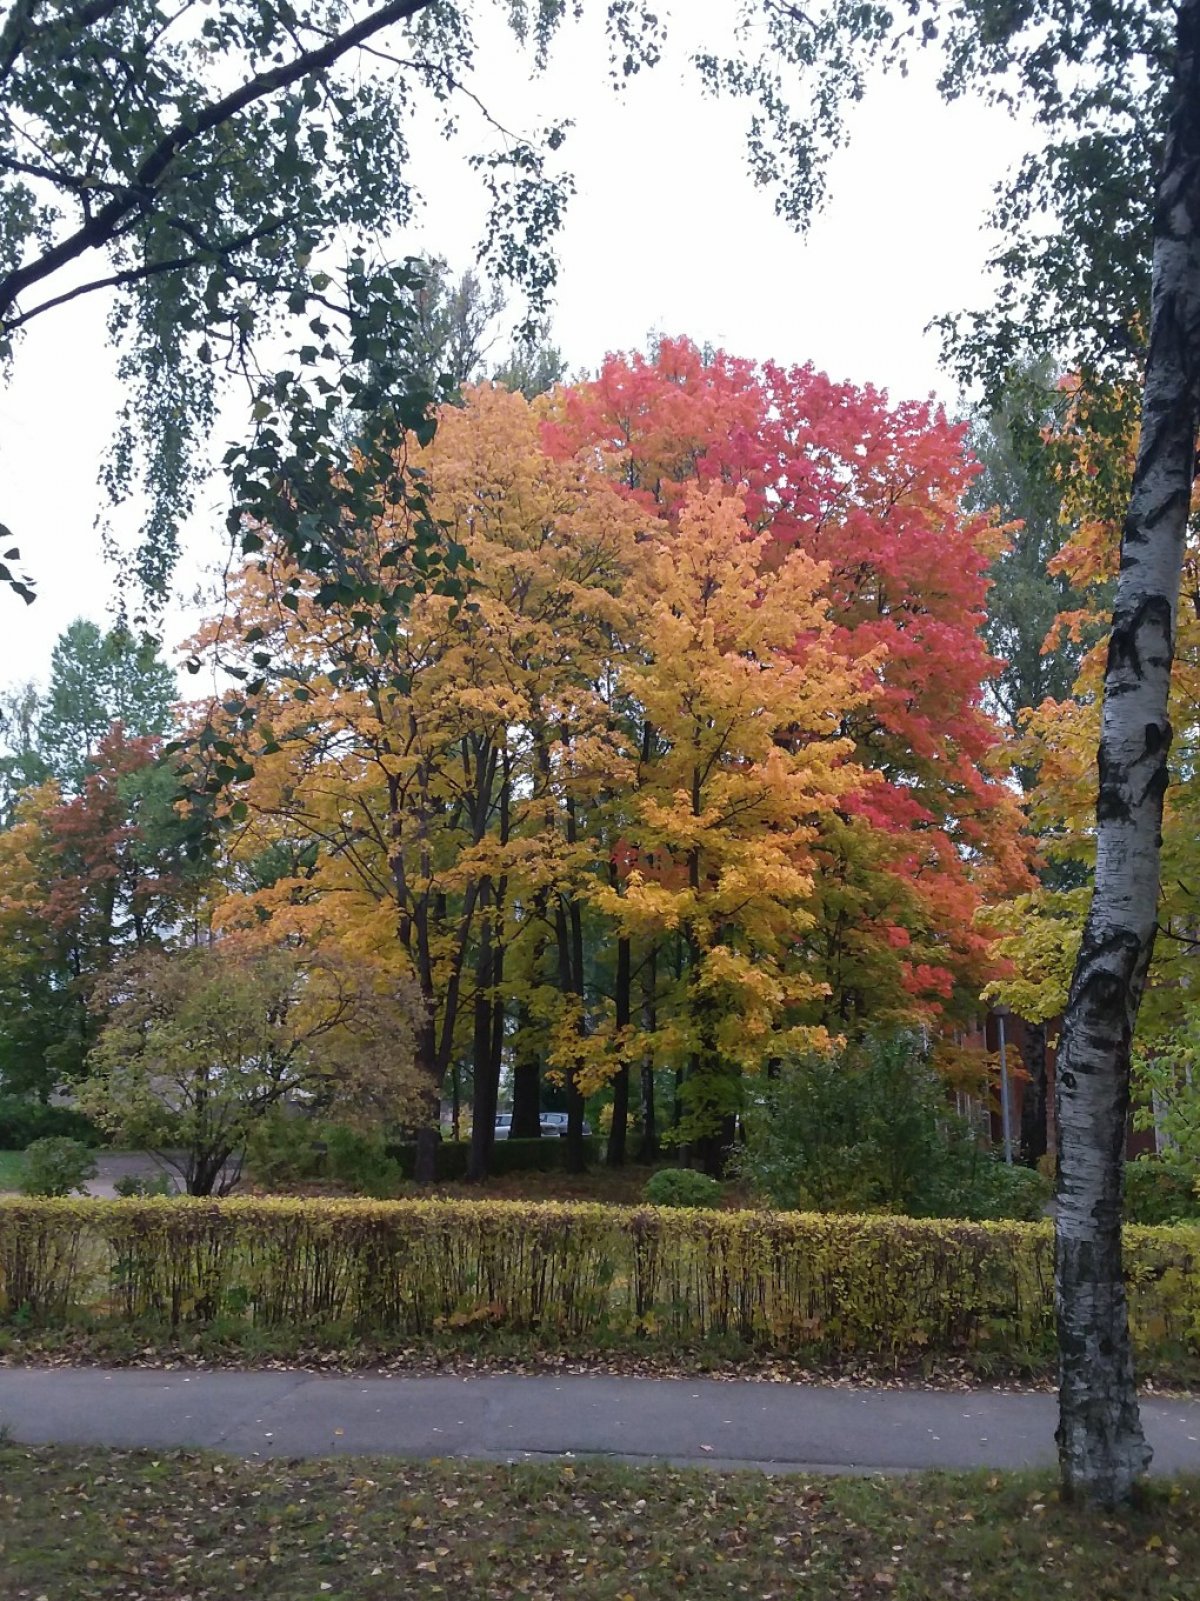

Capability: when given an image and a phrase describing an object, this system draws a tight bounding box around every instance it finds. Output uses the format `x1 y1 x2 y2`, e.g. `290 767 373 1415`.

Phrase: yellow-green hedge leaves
1 1197 1197 1370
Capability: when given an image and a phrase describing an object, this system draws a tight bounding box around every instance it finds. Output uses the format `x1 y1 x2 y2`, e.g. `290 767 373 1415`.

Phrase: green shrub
20 1138 98 1197
113 1171 175 1198
385 1137 598 1181
945 1158 1052 1222
491 1137 599 1175
244 1113 328 1188
0 1098 103 1150
644 1168 722 1208
0 1196 1197 1378
735 1035 1046 1221
1125 1158 1200 1225
323 1126 403 1199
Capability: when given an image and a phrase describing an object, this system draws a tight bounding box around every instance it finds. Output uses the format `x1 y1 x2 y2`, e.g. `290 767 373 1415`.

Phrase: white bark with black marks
1055 0 1200 1507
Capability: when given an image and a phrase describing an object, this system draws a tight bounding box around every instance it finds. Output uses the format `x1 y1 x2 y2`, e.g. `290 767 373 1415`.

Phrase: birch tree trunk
1055 0 1200 1506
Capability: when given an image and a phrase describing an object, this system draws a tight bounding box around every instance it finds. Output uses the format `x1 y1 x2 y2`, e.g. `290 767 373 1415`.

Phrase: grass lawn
0 1447 1197 1600
427 1161 753 1207
256 1162 757 1208
0 1150 24 1193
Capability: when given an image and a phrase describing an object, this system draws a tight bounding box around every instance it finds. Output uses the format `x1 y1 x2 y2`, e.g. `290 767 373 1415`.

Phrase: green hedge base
386 1137 600 1180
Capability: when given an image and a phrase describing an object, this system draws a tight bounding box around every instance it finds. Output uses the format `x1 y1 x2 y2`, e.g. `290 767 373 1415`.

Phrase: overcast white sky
0 5 1034 691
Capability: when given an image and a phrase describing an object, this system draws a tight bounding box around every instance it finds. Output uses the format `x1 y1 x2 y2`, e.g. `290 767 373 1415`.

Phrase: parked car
492 1111 593 1139
539 1111 593 1138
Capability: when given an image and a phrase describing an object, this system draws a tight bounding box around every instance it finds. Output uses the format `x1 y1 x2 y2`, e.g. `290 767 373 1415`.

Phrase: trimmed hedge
1 1196 1199 1372
386 1137 600 1181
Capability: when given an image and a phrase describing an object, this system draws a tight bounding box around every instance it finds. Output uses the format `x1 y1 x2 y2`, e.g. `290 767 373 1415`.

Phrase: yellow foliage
2 1196 1198 1376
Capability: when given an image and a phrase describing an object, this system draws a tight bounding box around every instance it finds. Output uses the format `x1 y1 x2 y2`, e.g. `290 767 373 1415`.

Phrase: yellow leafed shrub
0 1197 1197 1371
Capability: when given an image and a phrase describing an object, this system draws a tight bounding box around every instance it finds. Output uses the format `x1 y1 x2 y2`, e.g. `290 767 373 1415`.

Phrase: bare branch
0 0 435 326
5 213 289 332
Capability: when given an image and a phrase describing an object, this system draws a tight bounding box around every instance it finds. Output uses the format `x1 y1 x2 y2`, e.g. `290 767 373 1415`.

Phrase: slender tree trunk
468 757 510 1181
1020 1020 1048 1167
410 915 443 1185
607 933 631 1167
566 888 588 1173
511 994 543 1138
488 952 506 1124
555 893 589 1175
555 761 589 1176
638 942 659 1162
468 881 497 1182
412 1008 442 1186
1055 0 1200 1506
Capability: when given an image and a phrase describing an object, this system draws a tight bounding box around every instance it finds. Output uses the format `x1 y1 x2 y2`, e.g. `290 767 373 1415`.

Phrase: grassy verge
247 1162 756 1207
0 1317 1061 1387
0 1150 24 1193
1 1445 1197 1600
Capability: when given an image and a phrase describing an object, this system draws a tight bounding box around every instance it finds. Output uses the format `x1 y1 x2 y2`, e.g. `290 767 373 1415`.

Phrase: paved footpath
2 1369 1200 1475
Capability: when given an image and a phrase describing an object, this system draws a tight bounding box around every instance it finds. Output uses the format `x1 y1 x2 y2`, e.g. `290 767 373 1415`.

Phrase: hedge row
386 1137 600 1180
1 1197 1197 1370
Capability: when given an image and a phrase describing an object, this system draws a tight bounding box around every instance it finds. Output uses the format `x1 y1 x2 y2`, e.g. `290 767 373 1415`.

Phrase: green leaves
0 0 572 599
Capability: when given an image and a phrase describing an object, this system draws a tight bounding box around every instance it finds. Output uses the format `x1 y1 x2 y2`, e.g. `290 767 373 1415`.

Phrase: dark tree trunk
1020 1021 1049 1167
551 759 590 1177
566 887 588 1174
468 763 510 1182
188 1146 233 1197
468 882 498 1182
671 935 685 1135
606 933 632 1167
511 891 547 1139
554 890 589 1176
511 998 542 1138
412 1008 442 1185
489 959 506 1128
638 942 659 1162
414 1122 441 1187
697 1115 736 1179
1055 0 1200 1506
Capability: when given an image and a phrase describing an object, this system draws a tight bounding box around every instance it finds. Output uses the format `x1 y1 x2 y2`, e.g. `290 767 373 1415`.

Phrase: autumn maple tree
0 727 197 1097
187 347 1025 1178
549 339 1029 1039
589 484 872 1170
195 384 643 1180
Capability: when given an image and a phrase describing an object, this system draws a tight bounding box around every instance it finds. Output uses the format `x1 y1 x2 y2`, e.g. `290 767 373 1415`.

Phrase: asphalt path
2 1369 1199 1475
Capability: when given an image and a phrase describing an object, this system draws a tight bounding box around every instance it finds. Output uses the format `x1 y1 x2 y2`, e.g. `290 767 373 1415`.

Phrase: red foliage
547 339 1028 1022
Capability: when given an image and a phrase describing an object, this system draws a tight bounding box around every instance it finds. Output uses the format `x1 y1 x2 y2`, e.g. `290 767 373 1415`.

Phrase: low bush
249 1126 602 1190
0 1098 104 1150
20 1138 98 1197
736 1037 1051 1222
922 1156 1053 1223
324 1126 403 1199
244 1114 327 1188
1 1195 1198 1377
113 1171 175 1198
491 1137 599 1176
386 1137 599 1181
1124 1158 1200 1225
644 1168 722 1208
